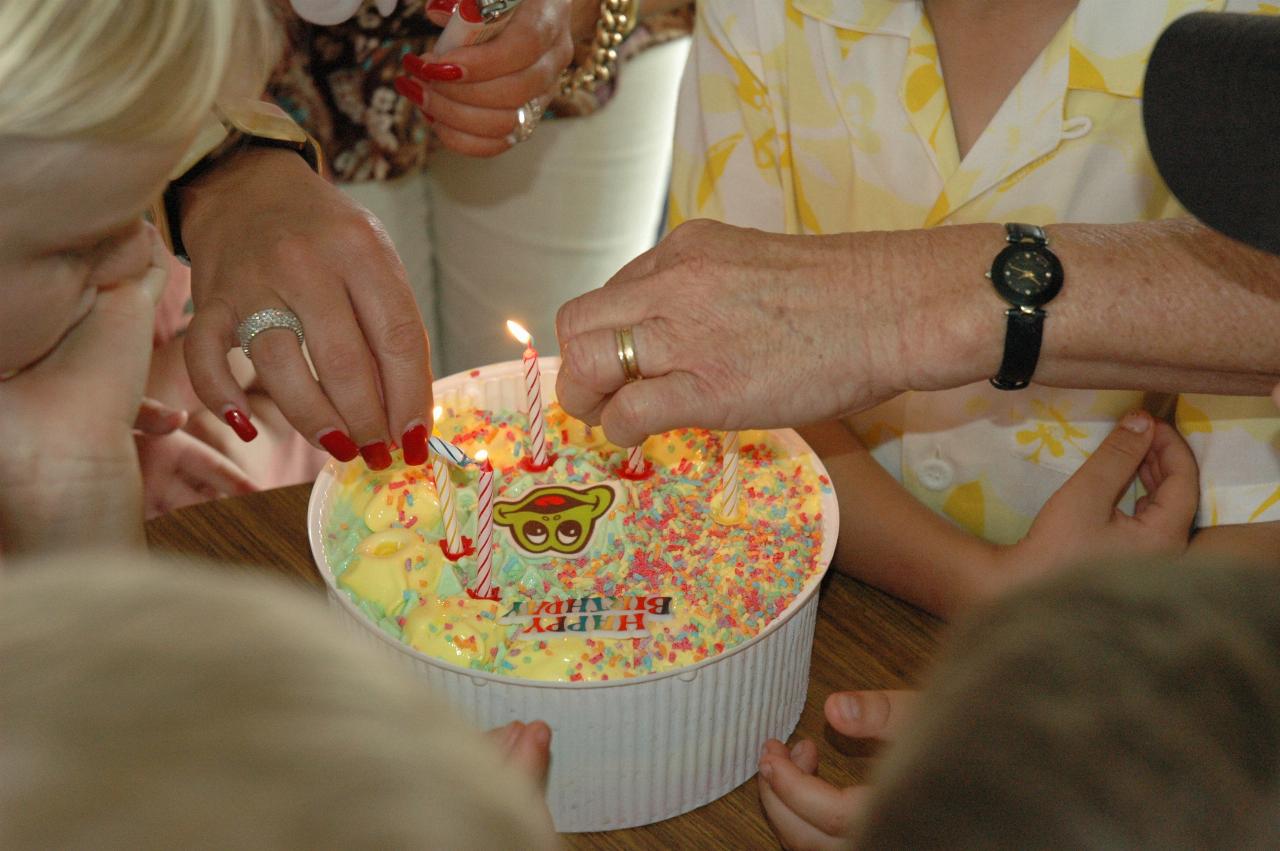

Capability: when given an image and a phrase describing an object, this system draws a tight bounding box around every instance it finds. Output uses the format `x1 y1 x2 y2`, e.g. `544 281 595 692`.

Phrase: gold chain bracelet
558 0 639 96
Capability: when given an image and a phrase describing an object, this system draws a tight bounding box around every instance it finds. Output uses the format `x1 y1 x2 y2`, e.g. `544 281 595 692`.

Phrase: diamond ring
505 98 545 146
237 308 305 359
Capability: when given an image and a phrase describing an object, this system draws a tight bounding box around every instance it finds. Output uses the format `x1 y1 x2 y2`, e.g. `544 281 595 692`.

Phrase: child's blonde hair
0 0 279 141
0 555 558 849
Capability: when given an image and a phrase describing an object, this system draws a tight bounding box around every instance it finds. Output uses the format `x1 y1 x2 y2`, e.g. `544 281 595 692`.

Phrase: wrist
0 449 144 555
178 146 316 258
891 223 1007 394
569 0 601 45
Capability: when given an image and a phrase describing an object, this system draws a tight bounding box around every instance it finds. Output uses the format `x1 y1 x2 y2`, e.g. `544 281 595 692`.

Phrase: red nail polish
393 75 425 106
318 429 360 462
360 441 393 471
402 53 425 76
223 407 258 443
402 423 429 466
458 0 483 22
421 63 463 81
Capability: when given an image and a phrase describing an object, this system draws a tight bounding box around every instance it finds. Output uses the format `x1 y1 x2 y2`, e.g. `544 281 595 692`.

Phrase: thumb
1051 411 1156 523
599 371 722 448
824 690 917 741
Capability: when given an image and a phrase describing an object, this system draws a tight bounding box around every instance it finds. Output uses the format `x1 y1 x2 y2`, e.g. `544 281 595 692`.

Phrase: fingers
134 398 188 436
598 372 719 448
184 301 258 440
419 93 526 139
555 322 670 423
341 239 434 463
180 437 257 498
430 0 570 87
293 300 393 459
427 120 514 158
790 738 820 775
824 690 917 741
1053 410 1157 523
556 275 658 345
424 0 457 25
1134 420 1200 538
489 720 552 790
421 51 566 110
758 739 859 848
248 321 387 466
39 232 169 417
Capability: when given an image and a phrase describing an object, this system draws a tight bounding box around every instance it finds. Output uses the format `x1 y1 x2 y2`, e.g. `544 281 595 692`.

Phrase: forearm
797 420 996 618
1188 521 1280 566
889 218 1280 398
0 449 145 556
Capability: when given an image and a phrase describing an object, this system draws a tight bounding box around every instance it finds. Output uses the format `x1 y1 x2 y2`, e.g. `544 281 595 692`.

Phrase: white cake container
307 358 838 832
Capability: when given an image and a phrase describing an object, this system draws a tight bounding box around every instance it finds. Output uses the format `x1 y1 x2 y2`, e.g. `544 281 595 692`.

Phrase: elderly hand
758 690 917 850
179 147 433 471
397 0 580 157
555 219 913 447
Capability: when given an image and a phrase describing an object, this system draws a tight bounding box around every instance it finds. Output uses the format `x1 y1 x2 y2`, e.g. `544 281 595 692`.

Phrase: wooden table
147 485 943 849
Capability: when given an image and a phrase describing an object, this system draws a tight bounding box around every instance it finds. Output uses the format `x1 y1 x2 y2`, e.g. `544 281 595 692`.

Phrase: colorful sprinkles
327 403 830 682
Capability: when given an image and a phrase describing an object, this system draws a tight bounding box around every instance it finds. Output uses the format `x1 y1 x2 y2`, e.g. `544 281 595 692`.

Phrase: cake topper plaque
493 483 617 556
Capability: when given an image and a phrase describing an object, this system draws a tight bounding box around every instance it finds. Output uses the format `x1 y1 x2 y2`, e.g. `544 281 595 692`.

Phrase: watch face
991 244 1063 307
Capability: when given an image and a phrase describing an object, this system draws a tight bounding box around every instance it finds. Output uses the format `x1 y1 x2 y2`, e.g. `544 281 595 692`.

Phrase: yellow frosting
338 528 427 616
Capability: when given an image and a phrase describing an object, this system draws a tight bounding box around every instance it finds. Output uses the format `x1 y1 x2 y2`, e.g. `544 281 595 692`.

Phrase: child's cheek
0 269 96 377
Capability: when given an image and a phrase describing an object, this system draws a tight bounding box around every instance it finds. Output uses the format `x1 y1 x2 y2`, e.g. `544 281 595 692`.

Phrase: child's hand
987 411 1199 598
758 691 917 849
133 397 188 436
135 430 257 518
488 720 552 790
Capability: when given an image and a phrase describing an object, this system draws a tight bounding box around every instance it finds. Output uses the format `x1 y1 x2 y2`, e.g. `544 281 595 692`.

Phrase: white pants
344 37 691 376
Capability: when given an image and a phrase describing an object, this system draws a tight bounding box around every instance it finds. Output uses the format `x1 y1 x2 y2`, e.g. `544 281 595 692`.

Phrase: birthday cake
309 358 837 831
323 395 831 683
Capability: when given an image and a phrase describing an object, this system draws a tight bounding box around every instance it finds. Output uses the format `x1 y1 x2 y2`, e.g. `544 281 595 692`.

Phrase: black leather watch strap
990 307 1044 390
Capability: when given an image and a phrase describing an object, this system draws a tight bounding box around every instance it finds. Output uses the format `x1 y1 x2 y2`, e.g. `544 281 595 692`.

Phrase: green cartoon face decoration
493 484 616 556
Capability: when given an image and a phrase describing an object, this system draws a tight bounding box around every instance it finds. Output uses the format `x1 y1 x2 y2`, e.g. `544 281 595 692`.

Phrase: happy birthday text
501 595 674 638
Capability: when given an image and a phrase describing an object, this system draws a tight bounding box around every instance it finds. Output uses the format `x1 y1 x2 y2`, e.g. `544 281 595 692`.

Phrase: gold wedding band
615 327 642 383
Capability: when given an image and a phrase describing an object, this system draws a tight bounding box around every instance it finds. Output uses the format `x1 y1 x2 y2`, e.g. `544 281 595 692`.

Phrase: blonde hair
857 557 1280 849
0 0 279 141
0 555 559 850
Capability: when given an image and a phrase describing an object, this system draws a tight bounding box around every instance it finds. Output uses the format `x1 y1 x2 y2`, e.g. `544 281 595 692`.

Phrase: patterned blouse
670 0 1280 541
267 0 694 182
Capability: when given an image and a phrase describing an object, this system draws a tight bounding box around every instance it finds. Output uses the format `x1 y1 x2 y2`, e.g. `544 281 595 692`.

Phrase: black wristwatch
985 223 1063 390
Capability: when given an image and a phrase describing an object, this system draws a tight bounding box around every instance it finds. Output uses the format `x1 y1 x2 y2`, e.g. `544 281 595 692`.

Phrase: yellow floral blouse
669 0 1280 543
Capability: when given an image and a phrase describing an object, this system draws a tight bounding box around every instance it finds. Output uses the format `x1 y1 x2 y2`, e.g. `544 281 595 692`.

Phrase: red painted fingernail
360 441 393 471
421 63 463 81
402 53 425 76
458 0 483 23
222 406 258 443
318 429 360 462
393 75 425 106
427 0 460 13
401 423 429 466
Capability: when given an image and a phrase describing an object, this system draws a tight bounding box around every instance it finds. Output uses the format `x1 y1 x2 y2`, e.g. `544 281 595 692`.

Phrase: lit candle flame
475 449 489 463
432 405 443 420
506 319 532 346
